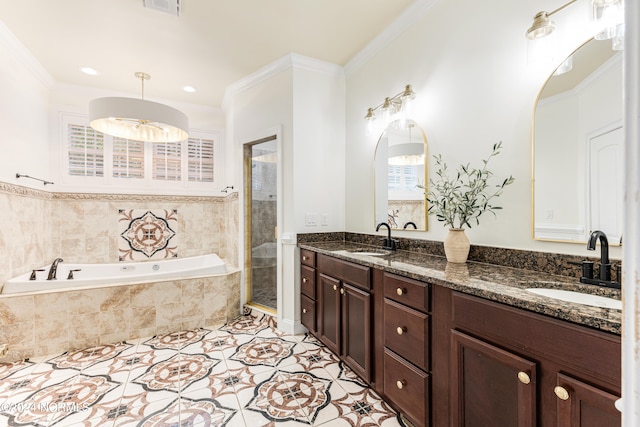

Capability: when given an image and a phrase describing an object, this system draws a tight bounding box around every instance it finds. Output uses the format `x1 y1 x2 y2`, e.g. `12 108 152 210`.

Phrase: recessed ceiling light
80 67 99 76
183 86 196 93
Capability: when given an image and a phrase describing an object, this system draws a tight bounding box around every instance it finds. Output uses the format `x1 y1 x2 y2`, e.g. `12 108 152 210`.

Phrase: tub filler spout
47 258 64 280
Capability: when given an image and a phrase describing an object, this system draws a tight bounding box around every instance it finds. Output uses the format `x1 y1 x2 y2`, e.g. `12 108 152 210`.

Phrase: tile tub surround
0 271 241 363
0 313 405 427
299 240 622 335
0 181 239 288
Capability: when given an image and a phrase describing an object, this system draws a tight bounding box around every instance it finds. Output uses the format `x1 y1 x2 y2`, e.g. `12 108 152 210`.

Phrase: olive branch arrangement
419 141 515 229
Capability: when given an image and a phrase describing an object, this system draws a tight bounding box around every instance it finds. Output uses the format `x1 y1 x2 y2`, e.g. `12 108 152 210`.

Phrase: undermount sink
526 288 622 310
343 248 391 256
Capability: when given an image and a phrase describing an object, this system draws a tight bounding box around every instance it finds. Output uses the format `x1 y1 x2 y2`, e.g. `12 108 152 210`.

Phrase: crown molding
0 20 55 88
344 0 442 77
222 52 344 111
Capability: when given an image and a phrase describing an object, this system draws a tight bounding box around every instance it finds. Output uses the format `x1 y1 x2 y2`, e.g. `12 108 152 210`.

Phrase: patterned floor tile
0 314 406 427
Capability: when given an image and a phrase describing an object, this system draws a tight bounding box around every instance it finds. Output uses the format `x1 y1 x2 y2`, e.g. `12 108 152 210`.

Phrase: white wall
344 0 621 258
0 22 52 188
226 54 345 333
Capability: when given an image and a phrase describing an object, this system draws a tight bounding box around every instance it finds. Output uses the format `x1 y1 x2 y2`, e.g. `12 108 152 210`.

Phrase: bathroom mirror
533 38 622 244
374 119 428 230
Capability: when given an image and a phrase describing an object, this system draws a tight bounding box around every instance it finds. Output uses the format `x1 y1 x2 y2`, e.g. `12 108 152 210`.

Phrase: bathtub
2 254 228 294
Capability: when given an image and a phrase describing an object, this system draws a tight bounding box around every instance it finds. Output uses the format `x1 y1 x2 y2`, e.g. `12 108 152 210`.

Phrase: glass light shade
592 0 623 40
526 12 556 40
553 55 574 75
89 97 189 142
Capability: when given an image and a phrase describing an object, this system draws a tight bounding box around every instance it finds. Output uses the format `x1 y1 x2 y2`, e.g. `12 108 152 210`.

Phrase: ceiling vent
142 0 180 16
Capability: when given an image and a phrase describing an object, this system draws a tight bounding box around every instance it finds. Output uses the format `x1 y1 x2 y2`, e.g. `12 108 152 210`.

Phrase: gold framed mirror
532 38 622 244
374 119 428 230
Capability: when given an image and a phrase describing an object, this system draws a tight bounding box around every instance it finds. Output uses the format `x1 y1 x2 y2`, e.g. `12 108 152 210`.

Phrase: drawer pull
396 287 406 296
554 386 570 401
340 288 345 295
302 278 308 283
396 380 406 390
333 284 338 291
517 372 531 385
302 255 307 261
396 326 406 335
302 308 307 314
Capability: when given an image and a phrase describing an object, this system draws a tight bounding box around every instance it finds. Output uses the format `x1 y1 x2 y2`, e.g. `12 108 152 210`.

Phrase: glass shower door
244 136 278 312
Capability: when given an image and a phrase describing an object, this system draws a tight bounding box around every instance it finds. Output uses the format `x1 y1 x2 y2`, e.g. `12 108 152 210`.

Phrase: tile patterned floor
0 313 407 427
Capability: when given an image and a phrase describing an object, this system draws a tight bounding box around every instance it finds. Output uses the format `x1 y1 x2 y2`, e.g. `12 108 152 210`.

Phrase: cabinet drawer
317 253 370 291
300 265 316 299
384 272 430 313
384 298 430 371
384 348 429 427
301 294 316 332
300 249 316 267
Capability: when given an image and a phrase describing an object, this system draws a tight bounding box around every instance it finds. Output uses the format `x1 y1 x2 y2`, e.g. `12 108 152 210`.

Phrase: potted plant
421 141 515 263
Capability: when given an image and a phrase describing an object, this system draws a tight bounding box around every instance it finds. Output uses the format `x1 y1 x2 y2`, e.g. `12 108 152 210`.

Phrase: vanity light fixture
364 84 415 126
89 72 189 143
526 0 578 40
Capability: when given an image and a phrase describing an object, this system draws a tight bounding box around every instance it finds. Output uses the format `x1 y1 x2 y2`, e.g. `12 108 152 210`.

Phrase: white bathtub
2 254 228 294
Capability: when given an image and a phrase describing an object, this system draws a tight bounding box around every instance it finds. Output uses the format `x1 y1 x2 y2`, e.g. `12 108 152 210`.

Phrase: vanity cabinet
382 272 431 427
317 253 372 383
448 291 621 427
299 249 317 334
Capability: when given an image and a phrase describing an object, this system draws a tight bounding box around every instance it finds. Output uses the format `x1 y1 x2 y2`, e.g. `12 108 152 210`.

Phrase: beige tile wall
0 271 241 362
0 182 239 286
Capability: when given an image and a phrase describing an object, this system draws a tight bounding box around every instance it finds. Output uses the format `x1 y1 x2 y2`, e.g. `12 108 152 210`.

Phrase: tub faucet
376 222 398 251
587 230 611 281
47 258 64 280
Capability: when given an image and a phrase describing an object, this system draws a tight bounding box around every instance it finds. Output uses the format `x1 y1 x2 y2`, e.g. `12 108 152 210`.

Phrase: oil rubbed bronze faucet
376 222 398 251
576 231 620 289
47 258 64 280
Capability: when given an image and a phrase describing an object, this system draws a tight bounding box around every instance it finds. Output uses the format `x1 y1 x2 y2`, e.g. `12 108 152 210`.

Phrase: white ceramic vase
443 228 470 263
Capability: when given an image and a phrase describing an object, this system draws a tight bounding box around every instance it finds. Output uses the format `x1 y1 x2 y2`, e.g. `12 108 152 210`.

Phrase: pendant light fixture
89 72 189 143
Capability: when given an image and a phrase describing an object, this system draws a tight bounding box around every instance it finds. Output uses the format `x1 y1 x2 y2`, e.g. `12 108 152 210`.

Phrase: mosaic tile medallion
230 337 295 367
246 370 331 423
118 209 178 261
48 342 133 370
134 353 221 393
144 328 210 351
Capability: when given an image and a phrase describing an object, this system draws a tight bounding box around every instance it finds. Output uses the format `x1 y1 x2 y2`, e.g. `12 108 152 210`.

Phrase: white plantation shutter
112 137 144 179
67 124 104 177
152 141 182 181
188 137 214 182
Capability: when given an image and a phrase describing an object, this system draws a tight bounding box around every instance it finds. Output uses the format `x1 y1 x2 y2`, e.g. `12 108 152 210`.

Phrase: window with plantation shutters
67 123 104 177
188 137 214 182
152 141 182 181
61 113 219 191
113 137 144 179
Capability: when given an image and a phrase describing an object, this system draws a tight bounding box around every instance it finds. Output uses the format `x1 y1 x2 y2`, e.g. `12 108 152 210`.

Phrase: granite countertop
299 241 622 335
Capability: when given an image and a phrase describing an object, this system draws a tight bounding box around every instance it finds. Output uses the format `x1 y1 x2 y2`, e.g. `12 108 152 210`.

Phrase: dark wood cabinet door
342 283 371 382
451 330 537 427
555 373 620 427
319 273 341 355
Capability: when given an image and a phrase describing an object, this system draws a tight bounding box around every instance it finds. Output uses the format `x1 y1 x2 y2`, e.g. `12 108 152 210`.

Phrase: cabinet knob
554 386 570 401
333 284 338 291
517 371 531 385
302 255 307 261
396 326 406 335
302 308 307 314
396 380 406 390
396 287 406 296
302 278 308 283
340 288 344 295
